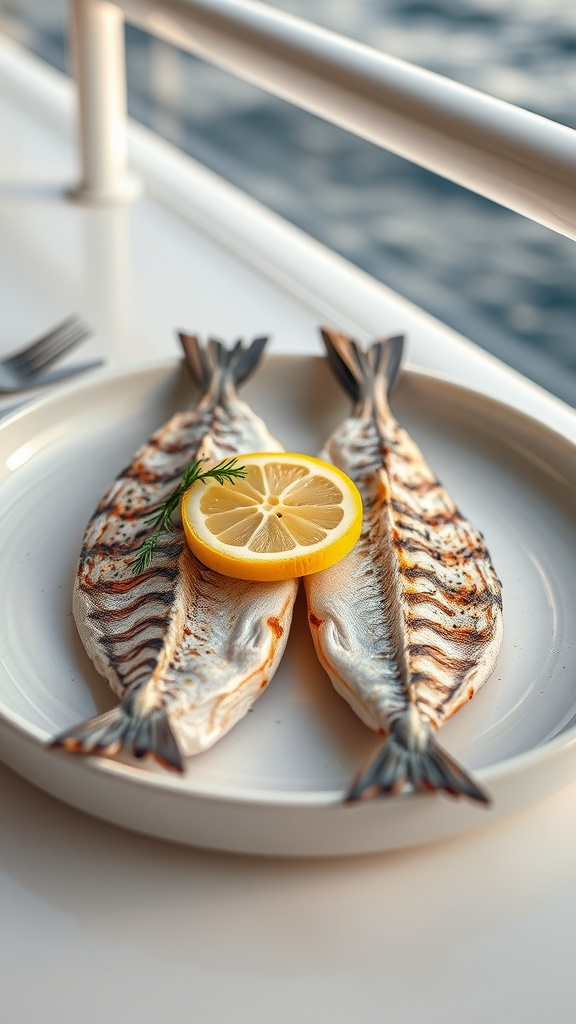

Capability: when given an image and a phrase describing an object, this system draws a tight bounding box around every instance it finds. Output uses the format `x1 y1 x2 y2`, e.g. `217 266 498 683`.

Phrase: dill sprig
131 457 247 576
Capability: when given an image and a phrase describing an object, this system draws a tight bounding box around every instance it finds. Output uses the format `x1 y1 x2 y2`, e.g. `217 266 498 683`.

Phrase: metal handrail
70 0 576 240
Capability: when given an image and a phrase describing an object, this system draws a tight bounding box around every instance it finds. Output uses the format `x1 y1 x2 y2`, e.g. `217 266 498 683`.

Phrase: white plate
0 355 575 857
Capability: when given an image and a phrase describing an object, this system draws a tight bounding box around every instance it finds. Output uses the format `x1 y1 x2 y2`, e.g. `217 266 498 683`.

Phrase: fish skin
304 329 503 804
53 335 298 772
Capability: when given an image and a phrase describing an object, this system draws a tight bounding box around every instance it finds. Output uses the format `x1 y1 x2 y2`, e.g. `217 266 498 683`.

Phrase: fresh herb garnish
131 457 247 576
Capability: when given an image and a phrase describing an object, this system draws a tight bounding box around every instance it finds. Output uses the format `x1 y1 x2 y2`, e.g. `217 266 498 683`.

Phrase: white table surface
1 34 576 1023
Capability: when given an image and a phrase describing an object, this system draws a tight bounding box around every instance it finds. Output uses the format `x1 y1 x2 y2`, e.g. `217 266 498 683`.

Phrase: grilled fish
304 329 503 803
53 334 298 772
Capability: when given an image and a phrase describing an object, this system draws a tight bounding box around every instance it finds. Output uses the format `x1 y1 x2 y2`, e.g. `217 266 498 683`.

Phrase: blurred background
1 0 575 405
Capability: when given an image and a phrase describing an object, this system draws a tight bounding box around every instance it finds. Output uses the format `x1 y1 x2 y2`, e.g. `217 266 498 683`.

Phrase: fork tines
5 315 93 377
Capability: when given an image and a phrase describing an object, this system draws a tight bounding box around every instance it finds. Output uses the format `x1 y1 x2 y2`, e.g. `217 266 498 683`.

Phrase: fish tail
50 695 184 773
345 714 489 805
320 327 404 403
178 331 269 393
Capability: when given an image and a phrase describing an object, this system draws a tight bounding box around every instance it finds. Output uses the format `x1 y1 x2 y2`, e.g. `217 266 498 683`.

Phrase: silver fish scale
308 416 409 730
304 329 503 803
73 367 298 759
198 390 273 460
387 420 502 725
306 403 503 734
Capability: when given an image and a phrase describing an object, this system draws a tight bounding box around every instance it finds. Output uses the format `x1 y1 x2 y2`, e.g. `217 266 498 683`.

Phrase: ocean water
2 0 575 405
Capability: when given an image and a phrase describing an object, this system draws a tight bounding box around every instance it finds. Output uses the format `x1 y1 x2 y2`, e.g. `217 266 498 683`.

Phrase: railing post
68 0 142 204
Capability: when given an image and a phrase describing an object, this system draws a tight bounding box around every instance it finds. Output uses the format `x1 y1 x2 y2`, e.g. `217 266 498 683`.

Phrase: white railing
69 0 576 241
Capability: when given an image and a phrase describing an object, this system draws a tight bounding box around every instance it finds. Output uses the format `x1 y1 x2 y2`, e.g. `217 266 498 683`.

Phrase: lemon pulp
181 452 363 581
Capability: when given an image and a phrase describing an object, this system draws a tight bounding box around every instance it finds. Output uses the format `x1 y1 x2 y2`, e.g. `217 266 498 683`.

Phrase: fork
0 314 102 393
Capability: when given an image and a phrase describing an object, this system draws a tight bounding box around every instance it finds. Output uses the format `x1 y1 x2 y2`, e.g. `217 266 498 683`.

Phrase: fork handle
28 359 105 386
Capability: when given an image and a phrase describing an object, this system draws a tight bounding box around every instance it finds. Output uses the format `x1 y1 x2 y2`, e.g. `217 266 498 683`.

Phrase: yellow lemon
181 452 363 581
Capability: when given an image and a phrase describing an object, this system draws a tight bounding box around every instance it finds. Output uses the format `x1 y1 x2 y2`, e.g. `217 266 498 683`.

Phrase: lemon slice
181 452 363 581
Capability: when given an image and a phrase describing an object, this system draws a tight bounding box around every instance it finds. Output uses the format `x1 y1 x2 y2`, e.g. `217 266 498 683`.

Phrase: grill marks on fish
385 419 502 728
53 335 298 771
305 330 503 804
